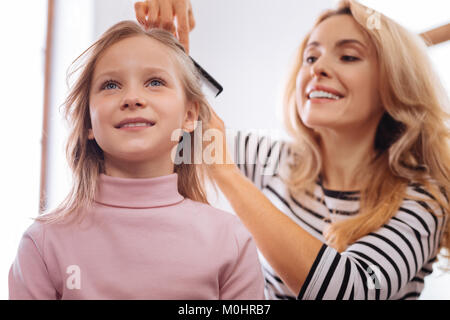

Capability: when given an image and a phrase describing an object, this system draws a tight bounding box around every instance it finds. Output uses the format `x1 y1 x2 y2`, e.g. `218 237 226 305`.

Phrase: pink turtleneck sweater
9 174 265 300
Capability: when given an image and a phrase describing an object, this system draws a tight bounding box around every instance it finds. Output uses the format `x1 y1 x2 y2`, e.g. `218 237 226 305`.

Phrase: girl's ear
182 101 200 133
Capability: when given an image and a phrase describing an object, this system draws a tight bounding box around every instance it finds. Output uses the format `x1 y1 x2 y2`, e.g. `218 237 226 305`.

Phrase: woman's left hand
204 106 237 176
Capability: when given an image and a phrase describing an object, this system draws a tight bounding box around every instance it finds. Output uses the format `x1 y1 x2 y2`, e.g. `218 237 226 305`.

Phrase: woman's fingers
133 1 195 53
159 0 176 34
134 2 148 27
188 1 196 31
174 1 190 52
146 0 160 29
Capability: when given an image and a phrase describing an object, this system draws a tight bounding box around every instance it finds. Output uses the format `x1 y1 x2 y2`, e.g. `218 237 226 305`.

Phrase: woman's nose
311 57 330 79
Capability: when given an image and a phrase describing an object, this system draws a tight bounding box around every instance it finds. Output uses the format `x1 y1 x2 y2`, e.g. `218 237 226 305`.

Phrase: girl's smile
115 117 156 131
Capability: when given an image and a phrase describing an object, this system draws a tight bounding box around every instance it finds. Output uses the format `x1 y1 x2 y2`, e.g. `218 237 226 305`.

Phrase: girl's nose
121 96 146 110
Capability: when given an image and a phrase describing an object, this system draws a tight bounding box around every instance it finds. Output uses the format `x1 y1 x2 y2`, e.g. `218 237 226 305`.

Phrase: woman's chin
301 116 337 131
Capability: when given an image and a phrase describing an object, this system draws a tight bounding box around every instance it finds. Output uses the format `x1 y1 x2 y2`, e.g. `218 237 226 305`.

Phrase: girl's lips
117 124 154 131
115 117 155 128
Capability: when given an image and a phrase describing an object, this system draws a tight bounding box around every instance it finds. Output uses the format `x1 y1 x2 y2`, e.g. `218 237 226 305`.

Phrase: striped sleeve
298 188 447 300
233 130 286 190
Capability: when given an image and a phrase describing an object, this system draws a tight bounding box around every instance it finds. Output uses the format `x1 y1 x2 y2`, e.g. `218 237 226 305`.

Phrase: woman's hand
205 106 237 177
134 0 195 52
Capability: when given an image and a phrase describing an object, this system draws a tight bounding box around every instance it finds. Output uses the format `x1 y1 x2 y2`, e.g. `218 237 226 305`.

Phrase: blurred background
0 0 449 299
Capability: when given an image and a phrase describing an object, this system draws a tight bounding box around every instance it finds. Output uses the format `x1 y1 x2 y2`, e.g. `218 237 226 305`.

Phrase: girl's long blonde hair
39 21 211 224
282 0 450 254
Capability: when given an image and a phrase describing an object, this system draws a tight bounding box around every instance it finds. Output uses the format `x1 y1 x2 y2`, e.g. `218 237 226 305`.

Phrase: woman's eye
341 55 360 62
305 56 317 64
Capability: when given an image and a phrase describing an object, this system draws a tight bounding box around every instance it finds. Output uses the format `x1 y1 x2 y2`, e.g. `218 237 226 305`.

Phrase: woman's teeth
309 90 341 100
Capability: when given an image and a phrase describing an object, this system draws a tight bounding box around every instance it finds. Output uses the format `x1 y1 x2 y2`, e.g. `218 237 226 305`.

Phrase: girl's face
88 35 198 175
296 15 383 135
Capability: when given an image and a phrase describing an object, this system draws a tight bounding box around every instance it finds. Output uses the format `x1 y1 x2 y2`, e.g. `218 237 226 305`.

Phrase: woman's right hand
134 0 196 53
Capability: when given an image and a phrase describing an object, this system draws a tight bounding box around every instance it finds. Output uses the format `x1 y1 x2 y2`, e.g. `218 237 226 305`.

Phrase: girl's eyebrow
93 67 172 84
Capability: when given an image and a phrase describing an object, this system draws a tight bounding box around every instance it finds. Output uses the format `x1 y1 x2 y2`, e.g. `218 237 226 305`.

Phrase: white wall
189 0 334 134
360 0 450 97
0 0 94 300
0 0 47 300
44 0 94 214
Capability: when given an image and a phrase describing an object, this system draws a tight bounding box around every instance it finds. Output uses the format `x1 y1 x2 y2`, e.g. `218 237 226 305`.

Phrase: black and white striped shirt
232 131 447 300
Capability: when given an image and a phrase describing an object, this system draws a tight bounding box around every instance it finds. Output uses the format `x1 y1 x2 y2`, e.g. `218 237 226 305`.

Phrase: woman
135 0 450 299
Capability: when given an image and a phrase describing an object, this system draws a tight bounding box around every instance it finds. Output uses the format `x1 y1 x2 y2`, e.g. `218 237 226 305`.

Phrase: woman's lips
308 97 344 104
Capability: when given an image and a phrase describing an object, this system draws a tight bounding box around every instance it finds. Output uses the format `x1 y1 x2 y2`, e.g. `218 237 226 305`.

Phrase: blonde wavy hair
39 21 211 224
282 0 450 254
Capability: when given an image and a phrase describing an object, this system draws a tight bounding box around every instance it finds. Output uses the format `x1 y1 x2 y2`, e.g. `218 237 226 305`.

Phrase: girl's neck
319 127 377 191
103 154 175 179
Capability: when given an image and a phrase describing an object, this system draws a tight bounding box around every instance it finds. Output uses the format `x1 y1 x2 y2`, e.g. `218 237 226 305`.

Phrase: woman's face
88 35 197 169
296 14 383 134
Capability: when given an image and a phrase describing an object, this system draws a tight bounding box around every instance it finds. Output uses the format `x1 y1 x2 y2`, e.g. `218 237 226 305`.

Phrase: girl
136 0 450 299
9 21 265 300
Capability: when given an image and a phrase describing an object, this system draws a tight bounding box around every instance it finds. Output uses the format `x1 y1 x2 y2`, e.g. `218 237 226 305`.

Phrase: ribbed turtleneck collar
94 173 184 209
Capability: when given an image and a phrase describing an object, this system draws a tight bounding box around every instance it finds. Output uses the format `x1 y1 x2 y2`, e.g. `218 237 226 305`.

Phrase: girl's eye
341 55 360 62
100 78 166 91
305 56 317 64
102 80 119 90
148 79 164 87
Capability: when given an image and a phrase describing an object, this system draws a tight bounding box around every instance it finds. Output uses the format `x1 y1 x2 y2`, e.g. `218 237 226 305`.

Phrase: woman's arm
214 167 445 299
213 166 323 295
299 187 446 300
232 130 286 190
208 107 445 299
207 107 322 295
420 23 450 46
